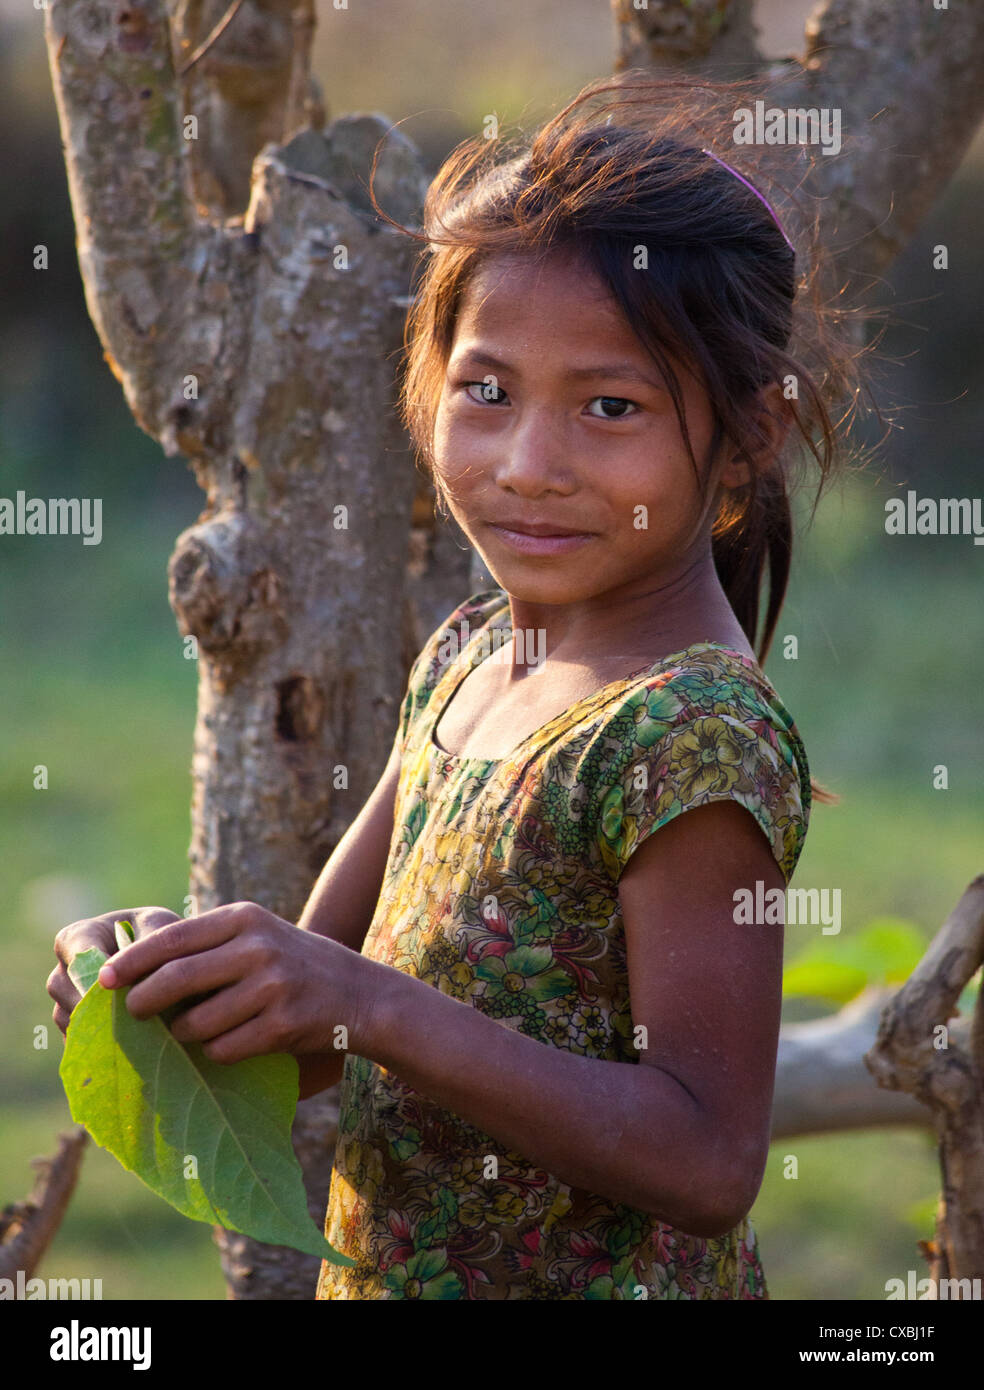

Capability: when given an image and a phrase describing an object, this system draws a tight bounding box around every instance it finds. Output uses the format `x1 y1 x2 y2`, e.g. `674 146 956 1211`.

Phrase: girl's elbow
654 1150 766 1239
697 1159 767 1238
637 1096 770 1237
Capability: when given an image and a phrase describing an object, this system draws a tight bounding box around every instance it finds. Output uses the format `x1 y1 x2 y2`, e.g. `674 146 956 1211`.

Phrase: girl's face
431 249 746 609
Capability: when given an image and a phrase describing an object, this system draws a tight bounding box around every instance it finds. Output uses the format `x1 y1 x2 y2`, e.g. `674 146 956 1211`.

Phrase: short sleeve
589 672 811 886
396 587 510 755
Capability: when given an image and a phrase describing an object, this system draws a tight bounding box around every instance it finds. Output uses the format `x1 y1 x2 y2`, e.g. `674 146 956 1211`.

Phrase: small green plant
60 921 354 1267
783 917 930 1006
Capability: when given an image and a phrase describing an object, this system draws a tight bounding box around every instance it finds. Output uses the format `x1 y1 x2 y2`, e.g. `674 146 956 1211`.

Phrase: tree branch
773 0 984 281
0 1129 88 1283
866 876 984 1111
176 0 246 76
773 987 940 1140
866 876 984 1280
44 0 202 440
167 0 316 216
610 0 984 295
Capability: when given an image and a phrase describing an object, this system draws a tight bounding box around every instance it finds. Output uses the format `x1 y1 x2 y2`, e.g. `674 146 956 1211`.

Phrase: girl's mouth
486 523 596 556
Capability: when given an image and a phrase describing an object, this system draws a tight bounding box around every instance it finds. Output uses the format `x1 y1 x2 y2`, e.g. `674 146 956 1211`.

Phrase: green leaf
783 918 928 1004
68 947 109 997
835 918 926 980
903 1193 939 1234
60 970 354 1268
114 918 135 949
783 958 867 1005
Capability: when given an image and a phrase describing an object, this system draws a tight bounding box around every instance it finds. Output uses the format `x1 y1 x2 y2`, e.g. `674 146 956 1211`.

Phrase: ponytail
713 472 840 806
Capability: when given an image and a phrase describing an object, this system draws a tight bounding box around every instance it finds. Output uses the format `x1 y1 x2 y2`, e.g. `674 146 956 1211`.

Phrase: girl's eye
586 396 639 419
459 383 639 417
463 381 508 405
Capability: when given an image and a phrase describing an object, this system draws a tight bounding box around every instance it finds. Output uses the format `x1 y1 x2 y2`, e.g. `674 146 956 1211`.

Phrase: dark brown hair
370 72 881 805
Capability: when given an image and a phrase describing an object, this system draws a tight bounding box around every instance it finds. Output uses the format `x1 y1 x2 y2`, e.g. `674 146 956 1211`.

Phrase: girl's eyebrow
452 349 665 390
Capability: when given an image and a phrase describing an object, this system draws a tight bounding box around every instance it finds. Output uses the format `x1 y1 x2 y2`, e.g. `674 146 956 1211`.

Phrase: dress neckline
426 600 754 766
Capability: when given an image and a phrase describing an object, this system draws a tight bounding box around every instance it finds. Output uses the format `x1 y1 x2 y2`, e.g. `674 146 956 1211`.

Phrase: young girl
49 73 864 1300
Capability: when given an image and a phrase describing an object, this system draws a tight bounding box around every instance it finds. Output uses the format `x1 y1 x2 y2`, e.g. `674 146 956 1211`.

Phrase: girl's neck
499 554 754 679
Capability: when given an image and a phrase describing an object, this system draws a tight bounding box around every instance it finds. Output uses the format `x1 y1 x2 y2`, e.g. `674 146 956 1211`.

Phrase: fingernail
98 963 118 988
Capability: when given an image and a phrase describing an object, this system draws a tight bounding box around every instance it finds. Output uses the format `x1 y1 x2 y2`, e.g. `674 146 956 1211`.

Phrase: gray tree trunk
42 0 984 1296
43 0 468 1300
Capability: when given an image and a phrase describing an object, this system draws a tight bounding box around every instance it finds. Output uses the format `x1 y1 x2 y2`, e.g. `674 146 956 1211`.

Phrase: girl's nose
491 411 575 495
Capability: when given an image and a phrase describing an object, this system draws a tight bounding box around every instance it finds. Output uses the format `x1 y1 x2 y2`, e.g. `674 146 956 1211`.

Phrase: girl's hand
96 901 376 1066
48 906 182 1037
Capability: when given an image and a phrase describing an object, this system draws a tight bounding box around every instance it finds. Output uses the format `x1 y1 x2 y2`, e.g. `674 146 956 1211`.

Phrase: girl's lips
486 523 595 555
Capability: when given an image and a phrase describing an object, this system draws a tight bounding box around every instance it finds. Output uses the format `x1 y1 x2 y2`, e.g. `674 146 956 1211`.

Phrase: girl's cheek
434 424 494 489
432 410 470 469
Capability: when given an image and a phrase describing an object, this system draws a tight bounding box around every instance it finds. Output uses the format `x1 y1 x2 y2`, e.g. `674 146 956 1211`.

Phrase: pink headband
701 148 795 255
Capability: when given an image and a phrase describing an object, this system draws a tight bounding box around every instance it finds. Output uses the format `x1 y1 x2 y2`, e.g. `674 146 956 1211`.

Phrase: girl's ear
717 456 751 489
718 381 793 489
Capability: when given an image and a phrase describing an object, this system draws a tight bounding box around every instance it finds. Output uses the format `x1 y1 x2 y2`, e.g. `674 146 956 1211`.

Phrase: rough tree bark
41 0 983 1297
42 0 464 1300
866 878 984 1283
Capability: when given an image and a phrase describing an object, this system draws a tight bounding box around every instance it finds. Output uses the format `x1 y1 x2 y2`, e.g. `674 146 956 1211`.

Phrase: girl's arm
360 798 784 1238
99 791 782 1235
291 737 403 1097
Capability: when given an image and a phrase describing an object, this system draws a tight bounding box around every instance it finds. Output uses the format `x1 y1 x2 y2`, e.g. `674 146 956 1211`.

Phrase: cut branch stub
169 513 286 673
279 115 432 226
612 0 761 70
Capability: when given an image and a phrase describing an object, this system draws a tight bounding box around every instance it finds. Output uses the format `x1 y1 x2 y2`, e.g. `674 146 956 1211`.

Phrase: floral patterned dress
316 587 811 1300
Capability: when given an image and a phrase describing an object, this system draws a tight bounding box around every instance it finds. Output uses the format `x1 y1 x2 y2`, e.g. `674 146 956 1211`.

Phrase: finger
122 941 254 1019
199 1015 274 1067
46 964 80 1013
129 907 182 941
54 922 110 969
53 909 162 966
168 979 267 1046
100 906 255 989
